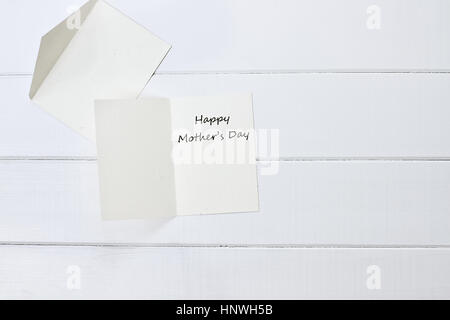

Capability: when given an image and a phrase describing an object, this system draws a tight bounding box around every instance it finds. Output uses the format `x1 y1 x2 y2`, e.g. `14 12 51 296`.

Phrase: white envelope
95 95 260 220
29 0 171 141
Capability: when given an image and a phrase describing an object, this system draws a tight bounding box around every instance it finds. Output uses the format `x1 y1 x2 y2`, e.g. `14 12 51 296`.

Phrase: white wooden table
0 0 450 299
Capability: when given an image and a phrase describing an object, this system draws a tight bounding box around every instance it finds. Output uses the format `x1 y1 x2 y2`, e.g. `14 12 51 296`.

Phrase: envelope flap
29 0 171 142
29 0 99 99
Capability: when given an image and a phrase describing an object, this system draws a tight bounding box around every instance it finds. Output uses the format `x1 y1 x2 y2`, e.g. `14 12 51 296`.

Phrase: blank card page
95 98 176 220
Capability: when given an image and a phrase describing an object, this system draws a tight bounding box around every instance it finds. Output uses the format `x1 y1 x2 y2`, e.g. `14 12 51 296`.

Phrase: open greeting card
95 94 260 220
28 0 260 220
29 0 170 141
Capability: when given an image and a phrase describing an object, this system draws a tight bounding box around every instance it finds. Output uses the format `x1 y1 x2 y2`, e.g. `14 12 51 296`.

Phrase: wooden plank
1 74 450 158
1 0 450 73
0 245 449 299
0 76 95 158
1 160 449 245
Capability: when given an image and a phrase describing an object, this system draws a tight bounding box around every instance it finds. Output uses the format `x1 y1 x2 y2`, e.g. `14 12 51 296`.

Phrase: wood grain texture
1 246 449 299
1 0 450 299
2 0 450 73
2 74 450 158
1 160 449 245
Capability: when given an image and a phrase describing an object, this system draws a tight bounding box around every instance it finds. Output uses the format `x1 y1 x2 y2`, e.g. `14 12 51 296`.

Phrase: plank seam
2 70 450 77
1 157 450 162
0 242 449 249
